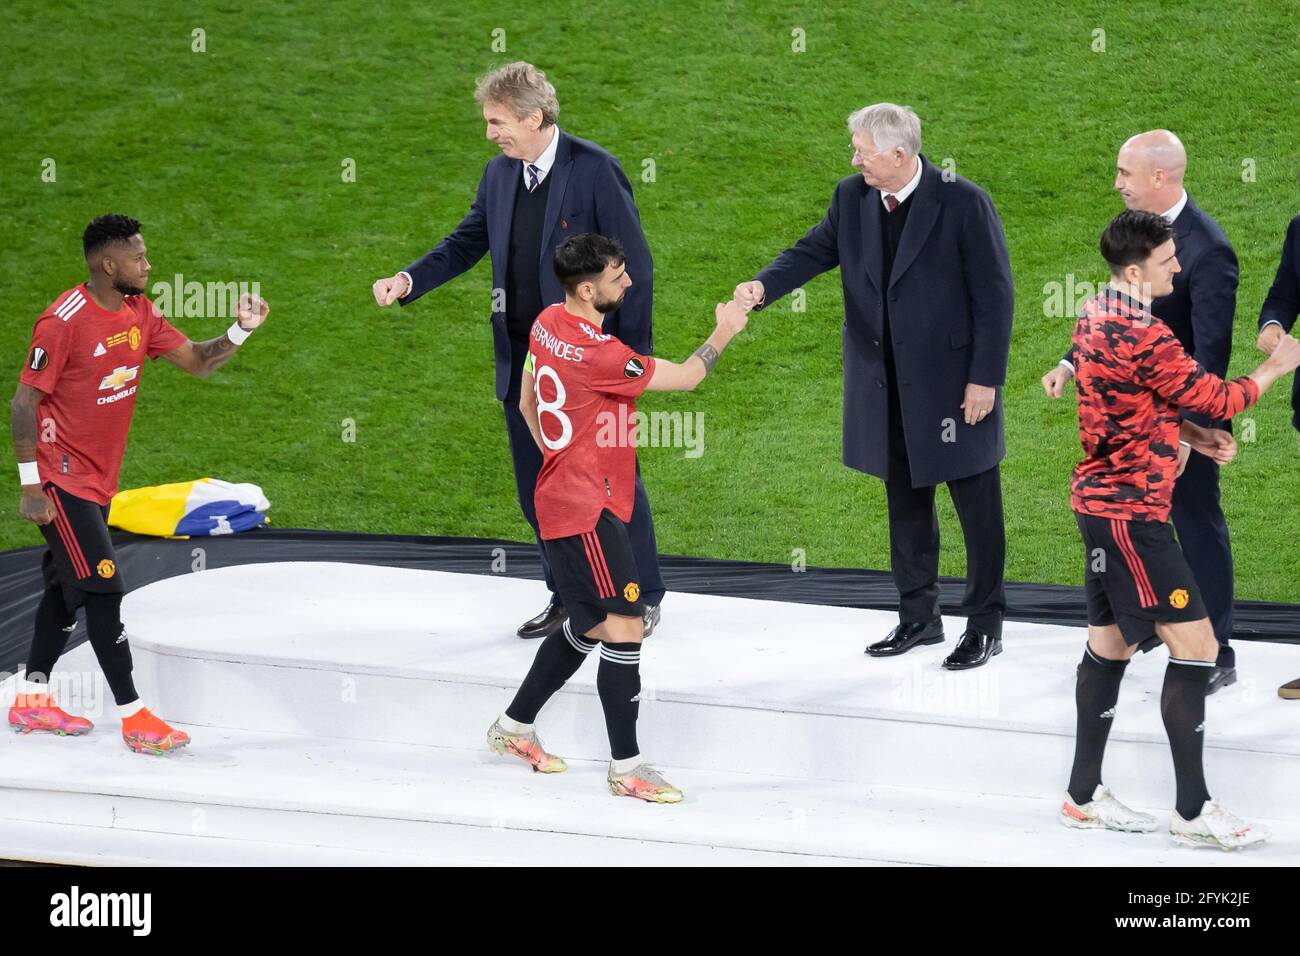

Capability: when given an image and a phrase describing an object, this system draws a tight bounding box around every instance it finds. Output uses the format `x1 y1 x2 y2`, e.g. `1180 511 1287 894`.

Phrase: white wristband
227 322 253 346
18 461 39 486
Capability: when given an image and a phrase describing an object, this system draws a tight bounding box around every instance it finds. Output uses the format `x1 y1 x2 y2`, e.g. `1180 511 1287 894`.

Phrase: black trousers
1170 450 1234 664
503 342 665 607
883 382 1006 637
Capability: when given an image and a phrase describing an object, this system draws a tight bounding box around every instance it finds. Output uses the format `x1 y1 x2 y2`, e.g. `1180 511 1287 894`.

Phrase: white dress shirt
881 157 923 210
1160 189 1188 225
523 124 561 188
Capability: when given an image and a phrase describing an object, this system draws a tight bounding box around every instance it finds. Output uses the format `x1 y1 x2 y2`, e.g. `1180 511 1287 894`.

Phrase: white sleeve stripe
54 290 85 320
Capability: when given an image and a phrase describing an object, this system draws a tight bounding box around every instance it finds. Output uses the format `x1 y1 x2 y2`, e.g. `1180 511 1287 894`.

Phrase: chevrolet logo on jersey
99 366 139 391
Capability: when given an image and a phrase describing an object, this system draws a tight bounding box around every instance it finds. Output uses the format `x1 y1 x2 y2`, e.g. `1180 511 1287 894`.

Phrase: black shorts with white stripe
543 509 645 637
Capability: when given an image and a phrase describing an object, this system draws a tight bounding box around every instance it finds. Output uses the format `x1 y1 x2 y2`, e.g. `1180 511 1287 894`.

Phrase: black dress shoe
517 601 567 640
942 628 1002 670
866 620 945 657
1206 666 1237 696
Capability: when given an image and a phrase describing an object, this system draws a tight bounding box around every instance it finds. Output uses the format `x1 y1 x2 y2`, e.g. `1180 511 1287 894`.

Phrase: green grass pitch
2 2 1298 601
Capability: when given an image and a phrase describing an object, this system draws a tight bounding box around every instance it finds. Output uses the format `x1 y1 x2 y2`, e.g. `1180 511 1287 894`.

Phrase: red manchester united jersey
527 303 656 539
19 284 188 504
1071 289 1258 522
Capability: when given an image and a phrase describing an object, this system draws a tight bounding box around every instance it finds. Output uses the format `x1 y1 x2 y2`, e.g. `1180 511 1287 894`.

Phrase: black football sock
597 642 641 761
1067 645 1129 805
23 586 78 685
83 592 138 707
1162 658 1213 821
506 621 596 724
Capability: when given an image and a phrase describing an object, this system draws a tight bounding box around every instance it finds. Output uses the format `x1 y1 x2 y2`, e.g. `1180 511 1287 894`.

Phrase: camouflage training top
1071 288 1258 522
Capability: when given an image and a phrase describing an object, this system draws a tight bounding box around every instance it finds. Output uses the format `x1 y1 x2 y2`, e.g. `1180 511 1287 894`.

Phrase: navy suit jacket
1260 214 1300 430
754 156 1014 487
1066 194 1238 427
400 129 654 400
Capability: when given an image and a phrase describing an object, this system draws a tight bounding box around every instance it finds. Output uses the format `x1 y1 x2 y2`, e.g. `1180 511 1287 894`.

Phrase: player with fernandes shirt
8 214 269 755
487 234 749 802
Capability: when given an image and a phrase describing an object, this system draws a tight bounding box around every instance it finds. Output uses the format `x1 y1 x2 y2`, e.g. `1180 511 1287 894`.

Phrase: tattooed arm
645 301 748 392
161 294 269 378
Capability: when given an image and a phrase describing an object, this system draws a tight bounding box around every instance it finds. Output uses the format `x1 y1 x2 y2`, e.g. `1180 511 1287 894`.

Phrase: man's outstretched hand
373 273 412 307
1257 323 1285 355
732 280 764 312
1041 363 1072 398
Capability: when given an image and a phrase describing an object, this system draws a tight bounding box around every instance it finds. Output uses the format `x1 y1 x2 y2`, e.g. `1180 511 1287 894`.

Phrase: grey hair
475 61 560 127
847 103 921 156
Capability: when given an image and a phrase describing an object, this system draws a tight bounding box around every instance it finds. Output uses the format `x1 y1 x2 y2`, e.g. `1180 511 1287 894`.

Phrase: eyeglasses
852 146 893 163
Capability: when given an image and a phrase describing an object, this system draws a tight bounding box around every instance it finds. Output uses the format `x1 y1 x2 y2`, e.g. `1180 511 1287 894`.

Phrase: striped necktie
526 164 541 192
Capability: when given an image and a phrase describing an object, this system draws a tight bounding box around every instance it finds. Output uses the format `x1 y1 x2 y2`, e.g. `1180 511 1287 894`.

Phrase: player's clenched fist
372 273 412 307
1269 333 1300 372
715 299 749 337
732 280 764 312
236 293 269 329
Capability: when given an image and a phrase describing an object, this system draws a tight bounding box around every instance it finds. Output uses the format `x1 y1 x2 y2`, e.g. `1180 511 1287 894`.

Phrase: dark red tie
884 194 899 212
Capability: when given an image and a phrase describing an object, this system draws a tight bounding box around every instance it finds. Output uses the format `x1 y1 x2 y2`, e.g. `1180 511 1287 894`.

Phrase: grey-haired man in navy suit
735 103 1014 671
373 62 664 641
1042 130 1240 694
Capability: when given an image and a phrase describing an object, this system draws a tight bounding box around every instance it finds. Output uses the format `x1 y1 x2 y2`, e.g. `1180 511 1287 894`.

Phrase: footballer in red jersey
486 233 748 802
1059 210 1300 848
8 214 270 754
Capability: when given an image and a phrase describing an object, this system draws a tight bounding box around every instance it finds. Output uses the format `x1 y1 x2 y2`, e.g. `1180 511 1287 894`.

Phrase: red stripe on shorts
1110 518 1157 608
582 532 614 598
47 487 91 579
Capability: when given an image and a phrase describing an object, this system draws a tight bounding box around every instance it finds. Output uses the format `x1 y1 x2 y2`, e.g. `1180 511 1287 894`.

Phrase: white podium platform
1 562 1295 866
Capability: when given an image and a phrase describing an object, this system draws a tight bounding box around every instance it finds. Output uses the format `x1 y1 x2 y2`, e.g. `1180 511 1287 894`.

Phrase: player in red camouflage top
1060 210 1300 849
1071 286 1258 523
486 233 749 803
9 214 270 754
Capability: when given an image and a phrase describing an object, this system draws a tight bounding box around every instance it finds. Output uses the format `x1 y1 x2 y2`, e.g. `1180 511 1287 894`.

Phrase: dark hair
83 214 142 257
553 233 625 294
1099 209 1173 276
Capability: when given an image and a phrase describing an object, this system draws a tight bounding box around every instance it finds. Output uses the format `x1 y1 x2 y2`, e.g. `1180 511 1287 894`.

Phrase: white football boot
1060 785 1158 832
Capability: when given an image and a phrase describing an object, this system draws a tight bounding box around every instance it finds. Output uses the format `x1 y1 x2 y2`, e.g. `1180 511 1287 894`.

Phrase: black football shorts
1076 512 1206 645
38 481 124 603
544 509 644 637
